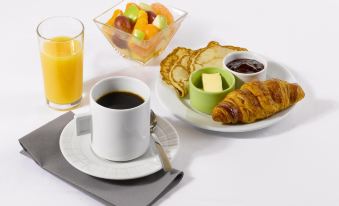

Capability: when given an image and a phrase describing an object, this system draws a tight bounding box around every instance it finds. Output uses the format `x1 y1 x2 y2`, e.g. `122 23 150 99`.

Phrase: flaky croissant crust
212 79 305 124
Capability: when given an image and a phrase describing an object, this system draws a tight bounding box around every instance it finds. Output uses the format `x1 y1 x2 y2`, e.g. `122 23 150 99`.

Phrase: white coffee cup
75 76 150 161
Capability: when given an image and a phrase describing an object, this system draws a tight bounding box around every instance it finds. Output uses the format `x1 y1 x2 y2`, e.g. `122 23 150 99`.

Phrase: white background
1 0 339 205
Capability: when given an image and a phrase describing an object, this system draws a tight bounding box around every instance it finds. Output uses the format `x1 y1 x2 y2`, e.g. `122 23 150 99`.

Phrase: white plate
156 61 297 132
60 117 179 180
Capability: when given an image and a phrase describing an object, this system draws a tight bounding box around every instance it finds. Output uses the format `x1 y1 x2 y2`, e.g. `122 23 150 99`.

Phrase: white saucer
156 61 298 132
59 117 179 180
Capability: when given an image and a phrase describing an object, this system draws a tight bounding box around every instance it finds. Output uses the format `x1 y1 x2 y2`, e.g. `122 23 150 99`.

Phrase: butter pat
202 73 223 92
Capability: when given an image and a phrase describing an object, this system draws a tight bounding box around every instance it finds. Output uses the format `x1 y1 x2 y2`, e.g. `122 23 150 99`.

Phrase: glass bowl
93 1 188 64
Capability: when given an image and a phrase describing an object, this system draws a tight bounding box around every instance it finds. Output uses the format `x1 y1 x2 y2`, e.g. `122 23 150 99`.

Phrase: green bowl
189 67 235 115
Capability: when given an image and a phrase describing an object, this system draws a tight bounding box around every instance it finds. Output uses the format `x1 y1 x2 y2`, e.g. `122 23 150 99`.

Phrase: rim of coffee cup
89 76 150 111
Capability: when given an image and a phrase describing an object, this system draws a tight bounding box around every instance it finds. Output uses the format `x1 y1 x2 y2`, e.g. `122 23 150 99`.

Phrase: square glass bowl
93 1 188 64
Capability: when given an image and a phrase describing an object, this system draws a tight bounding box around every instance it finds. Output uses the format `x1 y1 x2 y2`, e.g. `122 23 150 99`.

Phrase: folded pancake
160 41 247 97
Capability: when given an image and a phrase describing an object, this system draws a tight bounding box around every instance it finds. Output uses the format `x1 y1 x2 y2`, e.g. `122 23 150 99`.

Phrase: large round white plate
156 61 297 132
60 117 179 180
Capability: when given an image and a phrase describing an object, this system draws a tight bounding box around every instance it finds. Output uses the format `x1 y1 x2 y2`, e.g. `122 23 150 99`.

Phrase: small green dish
189 67 235 115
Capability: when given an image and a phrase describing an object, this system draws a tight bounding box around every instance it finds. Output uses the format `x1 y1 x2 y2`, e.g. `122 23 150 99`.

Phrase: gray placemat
19 111 184 206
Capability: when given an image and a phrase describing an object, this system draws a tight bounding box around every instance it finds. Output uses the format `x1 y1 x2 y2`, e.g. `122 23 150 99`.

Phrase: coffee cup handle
74 112 92 136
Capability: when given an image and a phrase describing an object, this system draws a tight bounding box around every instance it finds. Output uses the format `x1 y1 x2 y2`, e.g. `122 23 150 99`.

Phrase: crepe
160 41 247 97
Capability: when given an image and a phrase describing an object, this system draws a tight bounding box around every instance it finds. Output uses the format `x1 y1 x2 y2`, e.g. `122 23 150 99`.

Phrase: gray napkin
19 111 183 206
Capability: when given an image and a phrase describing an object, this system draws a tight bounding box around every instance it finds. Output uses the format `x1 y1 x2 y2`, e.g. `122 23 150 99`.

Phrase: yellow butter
202 73 223 92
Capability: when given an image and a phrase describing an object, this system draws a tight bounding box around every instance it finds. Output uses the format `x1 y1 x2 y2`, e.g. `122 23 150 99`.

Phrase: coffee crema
96 91 144 109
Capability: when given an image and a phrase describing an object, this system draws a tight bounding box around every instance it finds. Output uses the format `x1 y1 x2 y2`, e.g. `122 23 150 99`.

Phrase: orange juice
40 36 83 105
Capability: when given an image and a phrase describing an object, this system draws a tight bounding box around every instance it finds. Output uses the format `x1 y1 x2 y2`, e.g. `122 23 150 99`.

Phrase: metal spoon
150 110 172 172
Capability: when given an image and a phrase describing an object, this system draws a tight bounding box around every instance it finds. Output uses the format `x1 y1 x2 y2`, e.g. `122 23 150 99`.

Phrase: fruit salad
94 1 187 64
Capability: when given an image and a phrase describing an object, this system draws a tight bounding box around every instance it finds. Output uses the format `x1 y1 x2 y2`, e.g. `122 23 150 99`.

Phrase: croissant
212 79 305 124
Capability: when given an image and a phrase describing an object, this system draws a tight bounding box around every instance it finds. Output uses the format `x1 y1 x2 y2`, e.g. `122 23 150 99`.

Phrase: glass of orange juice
37 16 84 110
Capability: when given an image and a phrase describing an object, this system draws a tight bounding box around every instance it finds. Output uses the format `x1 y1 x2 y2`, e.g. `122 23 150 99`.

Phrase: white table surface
1 0 339 205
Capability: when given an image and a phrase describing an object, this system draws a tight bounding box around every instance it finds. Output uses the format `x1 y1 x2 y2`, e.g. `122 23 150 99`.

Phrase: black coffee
96 91 144 109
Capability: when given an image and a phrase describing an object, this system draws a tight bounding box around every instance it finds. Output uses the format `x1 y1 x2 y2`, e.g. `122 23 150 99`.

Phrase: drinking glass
37 16 84 110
